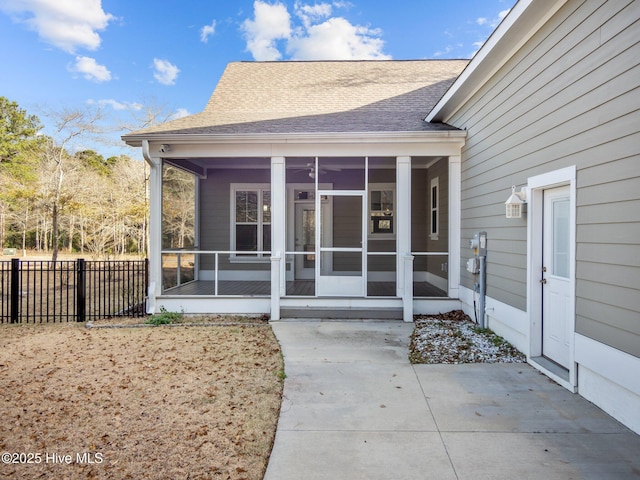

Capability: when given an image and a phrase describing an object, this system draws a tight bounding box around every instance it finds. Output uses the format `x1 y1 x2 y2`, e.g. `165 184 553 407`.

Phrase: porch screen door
316 192 366 296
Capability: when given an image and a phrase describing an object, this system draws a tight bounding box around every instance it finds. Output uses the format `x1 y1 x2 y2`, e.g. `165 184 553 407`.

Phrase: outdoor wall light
159 144 171 153
505 185 527 218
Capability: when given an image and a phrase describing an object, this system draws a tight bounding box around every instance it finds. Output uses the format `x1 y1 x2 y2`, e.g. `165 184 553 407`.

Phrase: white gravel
410 311 526 364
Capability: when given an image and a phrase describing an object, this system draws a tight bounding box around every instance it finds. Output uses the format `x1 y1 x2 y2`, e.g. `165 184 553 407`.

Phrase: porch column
396 156 412 304
270 156 286 319
146 152 162 314
403 254 415 323
448 155 461 299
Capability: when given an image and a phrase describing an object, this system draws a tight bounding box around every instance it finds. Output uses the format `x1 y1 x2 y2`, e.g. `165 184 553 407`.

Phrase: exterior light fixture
159 144 171 153
505 185 527 218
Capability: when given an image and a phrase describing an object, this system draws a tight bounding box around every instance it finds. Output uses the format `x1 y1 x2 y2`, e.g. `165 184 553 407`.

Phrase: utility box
466 257 479 274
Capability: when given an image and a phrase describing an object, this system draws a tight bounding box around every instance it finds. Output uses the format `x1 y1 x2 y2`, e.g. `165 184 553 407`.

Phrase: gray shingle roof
125 60 468 138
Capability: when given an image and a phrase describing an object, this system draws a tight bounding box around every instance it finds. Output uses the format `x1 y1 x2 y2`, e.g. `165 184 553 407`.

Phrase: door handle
540 278 547 284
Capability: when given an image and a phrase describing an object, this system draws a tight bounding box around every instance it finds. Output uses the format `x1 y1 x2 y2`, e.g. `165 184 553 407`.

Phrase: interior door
316 193 365 296
542 185 571 368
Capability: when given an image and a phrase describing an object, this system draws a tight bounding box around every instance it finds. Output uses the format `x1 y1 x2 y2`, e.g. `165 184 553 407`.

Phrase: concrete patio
265 320 640 480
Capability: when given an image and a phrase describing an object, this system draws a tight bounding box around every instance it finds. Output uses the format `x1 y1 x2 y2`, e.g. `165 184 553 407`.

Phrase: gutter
123 130 467 148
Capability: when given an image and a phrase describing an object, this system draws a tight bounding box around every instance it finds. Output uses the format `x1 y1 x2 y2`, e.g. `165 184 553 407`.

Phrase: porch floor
162 280 447 297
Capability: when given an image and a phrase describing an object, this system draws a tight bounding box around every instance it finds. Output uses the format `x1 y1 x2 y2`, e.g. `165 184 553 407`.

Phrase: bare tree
37 105 104 261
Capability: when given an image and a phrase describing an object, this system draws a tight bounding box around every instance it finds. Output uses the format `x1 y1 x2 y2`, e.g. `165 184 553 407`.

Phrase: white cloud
88 99 143 111
332 1 353 9
469 8 512 57
200 19 216 43
69 55 111 82
288 17 390 60
0 0 114 53
469 40 486 58
153 58 180 86
241 0 389 61
496 9 510 26
169 108 190 120
477 8 510 29
241 1 291 61
294 1 332 27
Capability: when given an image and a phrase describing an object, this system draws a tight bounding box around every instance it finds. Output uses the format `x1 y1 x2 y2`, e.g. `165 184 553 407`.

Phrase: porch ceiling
164 155 447 176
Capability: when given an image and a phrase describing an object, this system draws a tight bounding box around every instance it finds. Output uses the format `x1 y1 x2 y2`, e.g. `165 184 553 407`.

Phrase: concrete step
280 307 403 320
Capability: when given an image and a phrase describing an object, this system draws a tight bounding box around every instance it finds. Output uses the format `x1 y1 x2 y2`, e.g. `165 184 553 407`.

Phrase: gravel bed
410 310 526 364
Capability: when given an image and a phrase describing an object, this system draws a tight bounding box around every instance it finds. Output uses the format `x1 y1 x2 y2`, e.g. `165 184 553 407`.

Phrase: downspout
142 139 152 166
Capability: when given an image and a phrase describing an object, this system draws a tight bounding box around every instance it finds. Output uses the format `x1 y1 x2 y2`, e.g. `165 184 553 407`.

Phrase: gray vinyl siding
199 165 271 272
447 0 640 356
412 158 449 281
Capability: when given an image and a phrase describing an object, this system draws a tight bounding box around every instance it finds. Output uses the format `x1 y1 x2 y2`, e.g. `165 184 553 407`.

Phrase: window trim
430 177 439 240
230 183 271 262
368 183 396 240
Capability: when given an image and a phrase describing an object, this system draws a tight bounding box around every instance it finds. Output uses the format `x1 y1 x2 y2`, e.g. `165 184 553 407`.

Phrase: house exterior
123 59 469 322
427 0 640 434
123 0 639 433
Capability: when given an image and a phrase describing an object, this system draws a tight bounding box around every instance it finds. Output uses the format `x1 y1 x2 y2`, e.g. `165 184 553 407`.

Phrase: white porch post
448 155 461 298
270 156 286 320
146 152 162 314
403 254 415 323
396 156 412 321
270 255 281 320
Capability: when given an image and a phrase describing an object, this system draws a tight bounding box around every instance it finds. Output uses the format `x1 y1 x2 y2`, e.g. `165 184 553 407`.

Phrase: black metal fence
1 258 148 323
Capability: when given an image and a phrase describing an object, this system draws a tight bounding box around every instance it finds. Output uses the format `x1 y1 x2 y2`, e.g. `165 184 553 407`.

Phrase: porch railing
161 249 448 298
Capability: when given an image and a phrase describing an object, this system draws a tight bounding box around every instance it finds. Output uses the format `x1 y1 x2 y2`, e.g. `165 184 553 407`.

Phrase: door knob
540 278 547 284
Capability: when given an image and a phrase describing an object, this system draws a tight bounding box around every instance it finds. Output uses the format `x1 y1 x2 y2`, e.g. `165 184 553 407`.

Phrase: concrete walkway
264 320 640 480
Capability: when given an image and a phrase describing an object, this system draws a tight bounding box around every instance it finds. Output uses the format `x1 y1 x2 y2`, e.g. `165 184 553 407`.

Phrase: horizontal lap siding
449 0 640 355
199 167 271 271
411 160 449 280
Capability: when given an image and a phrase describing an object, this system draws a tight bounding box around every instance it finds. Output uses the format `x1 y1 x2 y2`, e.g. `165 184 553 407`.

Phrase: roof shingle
126 60 468 137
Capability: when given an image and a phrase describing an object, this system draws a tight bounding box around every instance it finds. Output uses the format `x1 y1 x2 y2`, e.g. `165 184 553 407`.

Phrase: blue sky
0 0 514 157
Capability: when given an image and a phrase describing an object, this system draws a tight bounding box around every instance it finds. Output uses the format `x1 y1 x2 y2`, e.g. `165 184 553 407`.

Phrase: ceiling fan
294 162 342 179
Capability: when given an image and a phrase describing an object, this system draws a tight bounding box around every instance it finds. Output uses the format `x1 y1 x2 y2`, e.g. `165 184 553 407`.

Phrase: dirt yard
0 320 284 479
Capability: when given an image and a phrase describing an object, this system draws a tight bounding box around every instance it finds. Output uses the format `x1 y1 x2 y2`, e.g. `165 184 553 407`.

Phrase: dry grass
0 320 284 479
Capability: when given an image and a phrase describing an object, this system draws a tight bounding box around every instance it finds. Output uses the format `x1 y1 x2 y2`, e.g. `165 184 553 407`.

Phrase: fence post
76 258 86 322
144 258 149 315
10 258 19 323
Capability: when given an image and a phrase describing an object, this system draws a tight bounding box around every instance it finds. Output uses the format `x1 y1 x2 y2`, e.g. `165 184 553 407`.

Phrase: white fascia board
426 0 568 123
123 130 467 148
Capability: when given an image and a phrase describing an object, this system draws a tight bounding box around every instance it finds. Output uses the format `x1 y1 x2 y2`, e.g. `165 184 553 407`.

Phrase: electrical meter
466 257 479 274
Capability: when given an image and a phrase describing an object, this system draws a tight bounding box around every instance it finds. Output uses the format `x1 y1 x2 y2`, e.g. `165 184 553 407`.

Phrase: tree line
0 96 148 260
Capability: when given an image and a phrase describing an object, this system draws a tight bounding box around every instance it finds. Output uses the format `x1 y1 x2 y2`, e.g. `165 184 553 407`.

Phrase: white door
542 186 571 368
316 192 366 297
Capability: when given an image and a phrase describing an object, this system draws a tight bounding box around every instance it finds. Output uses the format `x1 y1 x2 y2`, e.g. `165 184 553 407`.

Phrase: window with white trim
430 177 439 240
231 184 270 259
369 183 395 238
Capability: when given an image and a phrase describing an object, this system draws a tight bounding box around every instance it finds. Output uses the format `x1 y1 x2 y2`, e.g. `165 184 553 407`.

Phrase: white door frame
542 185 572 368
527 165 577 391
316 190 367 297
